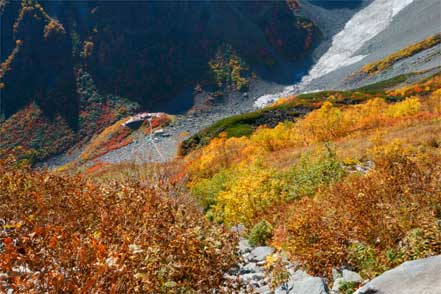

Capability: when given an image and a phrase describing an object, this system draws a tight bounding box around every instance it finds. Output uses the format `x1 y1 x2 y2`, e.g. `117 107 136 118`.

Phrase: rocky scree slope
300 0 441 93
222 240 441 294
254 0 441 107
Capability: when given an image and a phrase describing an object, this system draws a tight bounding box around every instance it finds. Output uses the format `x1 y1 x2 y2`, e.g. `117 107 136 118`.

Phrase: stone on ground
275 270 329 294
355 255 441 294
331 268 362 293
246 246 275 262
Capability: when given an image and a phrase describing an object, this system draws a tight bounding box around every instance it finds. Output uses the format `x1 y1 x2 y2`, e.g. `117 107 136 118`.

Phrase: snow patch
254 0 415 108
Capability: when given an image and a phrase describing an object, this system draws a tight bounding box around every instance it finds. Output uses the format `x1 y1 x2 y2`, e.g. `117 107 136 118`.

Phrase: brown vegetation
0 157 237 293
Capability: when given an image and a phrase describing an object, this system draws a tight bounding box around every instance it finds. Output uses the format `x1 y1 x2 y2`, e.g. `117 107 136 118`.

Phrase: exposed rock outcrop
355 255 441 294
331 268 363 293
224 239 440 294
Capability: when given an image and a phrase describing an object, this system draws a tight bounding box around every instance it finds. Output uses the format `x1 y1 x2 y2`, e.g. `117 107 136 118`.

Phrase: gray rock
332 269 362 293
256 285 272 294
240 262 262 274
256 260 267 266
238 239 252 254
355 255 441 294
223 273 237 281
286 261 301 275
240 272 264 283
231 224 246 234
275 270 329 294
342 269 362 283
248 246 275 262
332 268 342 282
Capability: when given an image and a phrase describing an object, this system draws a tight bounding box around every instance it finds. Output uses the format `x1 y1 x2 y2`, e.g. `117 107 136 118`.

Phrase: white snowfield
254 0 415 108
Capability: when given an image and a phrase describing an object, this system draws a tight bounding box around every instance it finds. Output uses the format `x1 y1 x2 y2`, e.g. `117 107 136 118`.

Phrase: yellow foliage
187 91 438 184
346 98 388 130
426 89 441 113
251 122 296 152
361 33 441 75
386 97 421 118
212 164 288 226
186 135 253 179
297 101 348 142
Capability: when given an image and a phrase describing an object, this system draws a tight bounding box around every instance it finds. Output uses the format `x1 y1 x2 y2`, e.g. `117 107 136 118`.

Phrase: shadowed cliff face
1 0 320 117
1 1 77 127
0 0 360 162
308 0 365 10
81 1 319 110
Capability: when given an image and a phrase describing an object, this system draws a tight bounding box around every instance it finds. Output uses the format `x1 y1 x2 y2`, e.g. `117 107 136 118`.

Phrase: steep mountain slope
3 0 438 167
1 0 332 163
183 73 441 289
1 2 440 292
307 0 441 91
51 0 440 168
255 0 441 106
2 72 440 294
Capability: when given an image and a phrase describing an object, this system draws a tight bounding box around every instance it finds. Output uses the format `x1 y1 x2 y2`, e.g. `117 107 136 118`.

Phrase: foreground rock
275 270 328 294
224 240 440 294
356 255 441 294
222 240 330 294
331 268 363 293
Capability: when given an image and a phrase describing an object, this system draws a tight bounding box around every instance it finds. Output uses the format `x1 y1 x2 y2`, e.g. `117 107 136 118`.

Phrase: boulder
246 246 275 262
256 284 271 294
275 270 329 294
331 269 362 293
240 262 262 274
240 272 264 283
238 239 252 254
356 255 441 294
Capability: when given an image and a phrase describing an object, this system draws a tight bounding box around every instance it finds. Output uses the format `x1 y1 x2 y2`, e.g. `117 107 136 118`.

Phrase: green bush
190 169 235 213
338 281 359 294
225 123 254 138
348 243 387 278
286 146 345 199
248 219 274 246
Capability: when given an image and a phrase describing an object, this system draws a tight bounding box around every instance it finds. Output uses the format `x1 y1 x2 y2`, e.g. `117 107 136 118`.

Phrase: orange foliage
0 157 237 292
273 143 441 278
78 118 133 163
83 161 110 176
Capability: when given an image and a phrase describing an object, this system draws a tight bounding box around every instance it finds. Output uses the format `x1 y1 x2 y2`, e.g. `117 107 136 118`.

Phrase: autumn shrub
386 73 441 98
284 145 345 200
186 94 439 229
273 142 441 278
426 88 441 113
298 101 348 142
212 163 289 226
190 168 237 213
185 134 254 179
0 157 237 293
225 123 254 138
248 220 274 247
78 117 133 163
0 69 139 165
189 145 345 229
209 44 249 91
344 97 387 130
251 122 295 152
386 96 421 118
0 103 76 164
